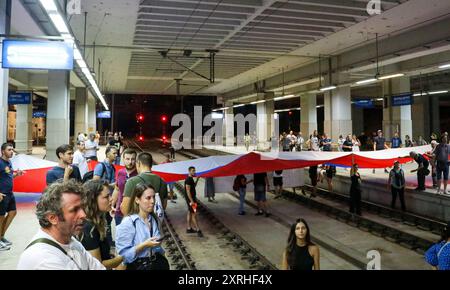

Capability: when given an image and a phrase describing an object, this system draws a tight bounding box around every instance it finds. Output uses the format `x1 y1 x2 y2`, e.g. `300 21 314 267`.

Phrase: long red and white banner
10 145 442 193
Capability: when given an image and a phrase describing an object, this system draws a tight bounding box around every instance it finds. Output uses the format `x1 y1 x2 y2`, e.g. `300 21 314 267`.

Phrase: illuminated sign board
2 40 74 70
97 111 111 119
8 92 32 105
391 93 413 107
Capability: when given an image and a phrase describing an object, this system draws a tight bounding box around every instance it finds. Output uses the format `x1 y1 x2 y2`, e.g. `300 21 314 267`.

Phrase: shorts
273 177 283 187
436 162 449 181
0 193 16 216
185 195 197 213
326 169 334 179
254 185 267 202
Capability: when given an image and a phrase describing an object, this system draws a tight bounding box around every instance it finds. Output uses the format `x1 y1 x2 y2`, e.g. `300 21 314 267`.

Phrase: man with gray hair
84 133 99 162
17 180 105 270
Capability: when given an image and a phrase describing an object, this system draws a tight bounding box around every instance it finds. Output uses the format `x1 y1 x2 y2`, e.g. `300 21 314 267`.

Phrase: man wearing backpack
46 145 82 186
388 161 406 211
120 152 168 215
435 135 450 195
410 151 430 191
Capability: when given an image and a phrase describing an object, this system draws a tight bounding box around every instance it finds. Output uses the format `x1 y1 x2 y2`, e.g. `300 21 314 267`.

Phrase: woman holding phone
116 183 169 270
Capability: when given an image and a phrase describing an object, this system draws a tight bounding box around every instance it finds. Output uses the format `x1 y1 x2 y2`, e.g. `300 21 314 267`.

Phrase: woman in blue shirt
425 221 450 270
116 183 169 270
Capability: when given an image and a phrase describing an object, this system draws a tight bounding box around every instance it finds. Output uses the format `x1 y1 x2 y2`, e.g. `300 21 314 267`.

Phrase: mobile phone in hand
156 235 167 242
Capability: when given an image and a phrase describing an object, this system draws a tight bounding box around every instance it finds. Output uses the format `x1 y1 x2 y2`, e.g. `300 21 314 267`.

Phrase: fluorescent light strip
274 94 295 101
233 104 245 108
356 78 378 85
439 64 450 69
319 86 337 92
250 100 266 105
39 0 108 110
378 73 404 80
428 90 448 95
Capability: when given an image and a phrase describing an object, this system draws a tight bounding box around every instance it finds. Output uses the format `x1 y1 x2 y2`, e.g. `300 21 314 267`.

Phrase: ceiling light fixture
38 0 108 110
319 85 337 92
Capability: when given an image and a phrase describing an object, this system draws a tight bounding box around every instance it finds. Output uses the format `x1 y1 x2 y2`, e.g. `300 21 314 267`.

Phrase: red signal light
162 135 167 141
161 115 167 123
288 111 292 116
138 136 144 141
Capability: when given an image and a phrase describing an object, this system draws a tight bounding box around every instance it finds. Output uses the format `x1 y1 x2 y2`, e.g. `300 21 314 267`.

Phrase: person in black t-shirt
79 180 124 269
373 130 390 174
108 133 123 165
410 151 430 191
46 145 82 185
252 172 270 217
184 167 203 237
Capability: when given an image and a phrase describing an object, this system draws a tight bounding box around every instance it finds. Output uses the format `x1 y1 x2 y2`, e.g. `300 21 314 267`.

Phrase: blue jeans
239 188 246 213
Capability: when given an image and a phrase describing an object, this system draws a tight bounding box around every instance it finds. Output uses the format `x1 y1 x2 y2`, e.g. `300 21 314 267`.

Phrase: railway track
125 139 277 270
178 149 443 255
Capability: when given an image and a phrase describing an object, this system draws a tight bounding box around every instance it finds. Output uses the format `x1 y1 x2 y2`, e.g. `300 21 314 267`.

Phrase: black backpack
82 162 115 184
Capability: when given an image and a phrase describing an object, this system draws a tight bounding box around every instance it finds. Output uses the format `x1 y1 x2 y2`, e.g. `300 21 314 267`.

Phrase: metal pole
83 12 87 57
111 94 115 133
175 79 182 113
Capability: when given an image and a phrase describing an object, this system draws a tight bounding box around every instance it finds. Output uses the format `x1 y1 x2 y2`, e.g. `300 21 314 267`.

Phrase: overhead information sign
354 99 374 108
391 93 413 107
33 111 47 118
8 92 32 105
97 111 111 119
2 40 74 70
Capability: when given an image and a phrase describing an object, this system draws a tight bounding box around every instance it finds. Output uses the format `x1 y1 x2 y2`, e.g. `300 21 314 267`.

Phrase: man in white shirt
17 180 105 270
296 132 305 151
72 141 89 178
84 133 99 161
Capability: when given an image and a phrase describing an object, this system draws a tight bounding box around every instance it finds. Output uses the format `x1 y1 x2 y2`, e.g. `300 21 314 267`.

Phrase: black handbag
128 253 169 270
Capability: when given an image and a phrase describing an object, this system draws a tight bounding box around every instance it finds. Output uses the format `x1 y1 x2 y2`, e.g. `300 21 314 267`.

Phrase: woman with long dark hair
282 218 320 270
116 183 169 270
79 180 124 269
425 221 450 270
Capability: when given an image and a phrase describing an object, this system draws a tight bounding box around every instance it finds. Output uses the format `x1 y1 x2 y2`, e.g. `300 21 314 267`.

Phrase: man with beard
46 145 82 185
17 180 105 270
111 148 137 226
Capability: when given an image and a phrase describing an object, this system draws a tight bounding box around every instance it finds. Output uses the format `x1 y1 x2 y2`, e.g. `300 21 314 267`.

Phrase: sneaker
186 228 196 234
208 198 213 202
0 241 10 251
238 211 246 216
255 211 263 216
1 238 12 246
197 230 204 238
436 189 441 195
265 212 271 218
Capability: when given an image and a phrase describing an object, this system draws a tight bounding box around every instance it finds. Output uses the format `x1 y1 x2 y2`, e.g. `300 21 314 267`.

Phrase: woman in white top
352 135 361 152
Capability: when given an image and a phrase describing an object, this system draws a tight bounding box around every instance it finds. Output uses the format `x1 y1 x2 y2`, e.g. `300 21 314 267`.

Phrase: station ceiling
11 0 450 99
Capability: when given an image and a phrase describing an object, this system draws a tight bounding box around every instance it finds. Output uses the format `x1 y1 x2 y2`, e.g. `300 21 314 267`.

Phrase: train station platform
203 145 450 222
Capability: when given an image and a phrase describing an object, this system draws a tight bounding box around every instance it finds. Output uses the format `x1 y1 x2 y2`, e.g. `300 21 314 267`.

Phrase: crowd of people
0 126 449 270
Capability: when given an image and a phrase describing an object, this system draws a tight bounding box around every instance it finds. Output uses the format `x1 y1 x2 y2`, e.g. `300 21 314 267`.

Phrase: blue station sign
354 99 374 108
33 111 47 118
97 111 111 119
391 93 413 106
8 92 32 105
2 39 74 70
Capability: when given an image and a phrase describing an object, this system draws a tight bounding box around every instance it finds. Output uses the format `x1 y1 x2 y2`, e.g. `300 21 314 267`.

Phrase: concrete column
352 106 364 137
224 102 234 146
412 94 430 141
46 71 70 161
300 93 317 137
74 87 88 138
0 0 11 145
430 95 440 136
324 86 352 141
15 104 33 154
382 77 412 140
256 92 275 151
87 95 97 134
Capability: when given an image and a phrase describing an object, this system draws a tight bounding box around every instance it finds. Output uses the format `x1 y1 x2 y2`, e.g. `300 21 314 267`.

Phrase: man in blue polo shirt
0 143 24 251
391 132 403 149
